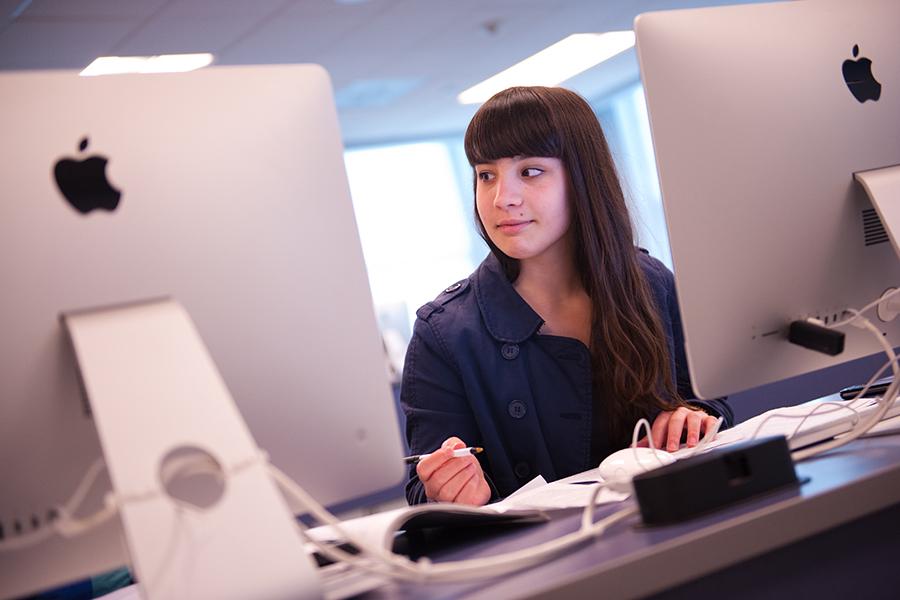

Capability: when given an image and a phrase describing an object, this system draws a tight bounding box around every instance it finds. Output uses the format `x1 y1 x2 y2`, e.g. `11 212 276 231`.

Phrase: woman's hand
416 437 491 505
640 406 719 452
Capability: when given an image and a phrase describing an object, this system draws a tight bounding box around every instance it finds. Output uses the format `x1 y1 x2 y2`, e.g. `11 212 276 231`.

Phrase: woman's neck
513 247 591 346
514 258 581 302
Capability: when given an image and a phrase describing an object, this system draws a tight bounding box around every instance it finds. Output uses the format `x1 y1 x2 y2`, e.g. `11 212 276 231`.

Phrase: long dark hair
464 86 683 446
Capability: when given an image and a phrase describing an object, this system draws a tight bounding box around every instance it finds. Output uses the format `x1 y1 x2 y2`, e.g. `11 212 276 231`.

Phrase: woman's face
475 156 572 263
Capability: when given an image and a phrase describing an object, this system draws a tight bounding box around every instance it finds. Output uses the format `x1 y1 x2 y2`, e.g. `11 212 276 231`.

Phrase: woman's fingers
648 407 712 452
685 411 703 447
649 410 671 449
665 408 689 451
417 436 489 505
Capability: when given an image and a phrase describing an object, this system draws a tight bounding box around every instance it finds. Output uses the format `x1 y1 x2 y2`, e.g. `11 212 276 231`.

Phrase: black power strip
632 436 799 526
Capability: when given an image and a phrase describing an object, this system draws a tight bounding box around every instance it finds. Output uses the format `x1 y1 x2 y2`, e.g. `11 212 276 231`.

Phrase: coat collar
472 254 544 343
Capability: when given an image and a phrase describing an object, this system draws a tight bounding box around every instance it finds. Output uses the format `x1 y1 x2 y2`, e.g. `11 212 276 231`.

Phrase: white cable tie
51 507 77 537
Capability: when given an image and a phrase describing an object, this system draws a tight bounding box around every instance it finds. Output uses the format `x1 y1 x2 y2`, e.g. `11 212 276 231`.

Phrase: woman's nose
493 174 523 208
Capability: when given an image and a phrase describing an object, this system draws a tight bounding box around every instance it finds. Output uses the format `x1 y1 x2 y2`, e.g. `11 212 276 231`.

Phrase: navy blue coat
400 251 733 505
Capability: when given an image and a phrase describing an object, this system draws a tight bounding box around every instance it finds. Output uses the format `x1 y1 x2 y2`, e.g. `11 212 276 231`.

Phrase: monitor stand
856 165 900 320
856 164 900 259
62 299 322 600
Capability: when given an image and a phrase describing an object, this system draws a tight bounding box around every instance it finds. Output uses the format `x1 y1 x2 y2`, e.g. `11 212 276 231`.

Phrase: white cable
2 448 641 584
840 358 895 403
159 453 224 484
0 457 117 551
270 461 640 583
274 411 723 583
830 287 900 329
54 494 119 538
631 418 669 468
268 464 419 578
593 411 723 496
742 355 896 448
0 450 257 552
629 412 723 463
410 504 637 582
0 519 57 551
62 458 107 517
742 289 900 460
787 402 861 439
633 418 656 449
580 481 633 531
3 427 654 581
792 310 900 461
749 401 863 442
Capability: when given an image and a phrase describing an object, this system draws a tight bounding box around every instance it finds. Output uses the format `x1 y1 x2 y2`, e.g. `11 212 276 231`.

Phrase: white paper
502 474 548 500
491 467 629 511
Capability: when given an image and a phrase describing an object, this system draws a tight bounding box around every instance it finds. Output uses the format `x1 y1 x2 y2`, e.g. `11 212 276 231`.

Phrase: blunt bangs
464 87 563 166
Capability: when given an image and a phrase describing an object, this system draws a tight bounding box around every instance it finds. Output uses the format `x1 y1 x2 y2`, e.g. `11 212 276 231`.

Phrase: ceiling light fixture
457 31 635 105
80 53 214 77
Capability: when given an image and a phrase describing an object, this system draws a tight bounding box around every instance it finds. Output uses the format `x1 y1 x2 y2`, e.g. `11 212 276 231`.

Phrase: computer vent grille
863 208 889 246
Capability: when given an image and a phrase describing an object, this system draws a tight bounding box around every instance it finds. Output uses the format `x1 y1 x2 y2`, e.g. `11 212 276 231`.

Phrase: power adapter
632 436 799 526
789 319 845 356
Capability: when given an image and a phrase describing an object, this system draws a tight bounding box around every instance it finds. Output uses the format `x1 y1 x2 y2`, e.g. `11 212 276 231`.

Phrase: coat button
514 462 531 479
501 343 519 360
444 282 462 293
508 400 527 419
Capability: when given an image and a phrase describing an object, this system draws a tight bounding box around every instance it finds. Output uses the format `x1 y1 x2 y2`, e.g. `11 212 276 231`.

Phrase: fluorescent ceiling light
457 31 635 105
80 53 214 77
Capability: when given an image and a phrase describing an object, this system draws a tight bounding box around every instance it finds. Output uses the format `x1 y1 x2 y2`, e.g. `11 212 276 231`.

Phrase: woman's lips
497 220 533 234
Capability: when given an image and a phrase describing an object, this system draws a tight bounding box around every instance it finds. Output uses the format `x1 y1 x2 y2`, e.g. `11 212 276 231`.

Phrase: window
594 83 672 269
343 141 480 370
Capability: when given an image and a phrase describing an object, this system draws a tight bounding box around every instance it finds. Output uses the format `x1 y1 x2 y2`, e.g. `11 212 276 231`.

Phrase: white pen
403 446 483 465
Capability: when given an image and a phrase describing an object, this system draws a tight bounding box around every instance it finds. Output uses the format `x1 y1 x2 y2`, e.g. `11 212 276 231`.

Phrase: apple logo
842 44 881 103
53 137 121 214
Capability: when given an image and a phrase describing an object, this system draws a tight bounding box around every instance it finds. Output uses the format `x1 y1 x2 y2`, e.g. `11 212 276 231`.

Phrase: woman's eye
522 167 543 177
477 171 494 182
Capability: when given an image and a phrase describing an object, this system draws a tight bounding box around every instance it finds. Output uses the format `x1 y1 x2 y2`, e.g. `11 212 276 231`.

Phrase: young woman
400 86 732 506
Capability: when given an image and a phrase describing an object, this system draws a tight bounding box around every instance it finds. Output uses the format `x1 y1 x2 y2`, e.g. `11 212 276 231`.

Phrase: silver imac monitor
0 65 405 598
635 0 900 399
